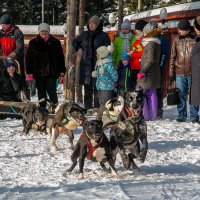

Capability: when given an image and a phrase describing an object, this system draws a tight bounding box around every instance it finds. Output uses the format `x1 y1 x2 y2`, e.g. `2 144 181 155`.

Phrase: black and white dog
103 90 148 173
50 102 87 151
66 120 119 180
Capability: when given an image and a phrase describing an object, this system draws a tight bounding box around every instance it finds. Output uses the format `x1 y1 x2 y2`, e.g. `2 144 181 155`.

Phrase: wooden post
64 0 77 101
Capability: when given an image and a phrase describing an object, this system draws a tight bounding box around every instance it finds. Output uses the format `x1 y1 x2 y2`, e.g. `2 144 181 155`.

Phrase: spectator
0 59 24 101
130 19 147 88
112 19 136 66
136 22 161 121
26 23 65 108
0 14 25 80
169 19 199 123
117 53 135 96
148 19 170 119
72 15 110 113
190 16 200 122
93 45 118 119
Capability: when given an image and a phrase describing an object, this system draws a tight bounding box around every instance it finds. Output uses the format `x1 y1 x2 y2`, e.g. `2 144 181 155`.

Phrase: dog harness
80 131 103 159
124 106 142 123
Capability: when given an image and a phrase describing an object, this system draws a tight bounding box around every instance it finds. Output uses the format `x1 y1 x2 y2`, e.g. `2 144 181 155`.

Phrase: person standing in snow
136 22 161 121
117 53 135 96
0 14 25 80
130 19 147 89
190 16 200 122
26 23 65 108
92 45 118 119
72 15 111 114
112 19 136 66
169 19 199 123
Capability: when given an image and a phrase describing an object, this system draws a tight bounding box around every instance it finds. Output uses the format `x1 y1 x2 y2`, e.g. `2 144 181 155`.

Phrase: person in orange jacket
130 20 147 88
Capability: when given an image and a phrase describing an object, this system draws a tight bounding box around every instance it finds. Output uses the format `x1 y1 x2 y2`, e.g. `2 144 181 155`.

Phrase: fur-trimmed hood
144 28 161 38
142 37 161 47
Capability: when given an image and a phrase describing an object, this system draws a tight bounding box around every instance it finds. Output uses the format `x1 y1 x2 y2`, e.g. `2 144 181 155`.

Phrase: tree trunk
64 0 77 101
118 0 124 31
79 0 85 34
76 0 85 103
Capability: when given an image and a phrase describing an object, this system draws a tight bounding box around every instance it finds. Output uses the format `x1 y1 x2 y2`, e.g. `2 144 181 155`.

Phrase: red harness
80 132 103 159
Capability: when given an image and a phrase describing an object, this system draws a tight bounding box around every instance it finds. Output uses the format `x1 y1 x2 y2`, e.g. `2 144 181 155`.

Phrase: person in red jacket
0 14 25 80
130 20 147 88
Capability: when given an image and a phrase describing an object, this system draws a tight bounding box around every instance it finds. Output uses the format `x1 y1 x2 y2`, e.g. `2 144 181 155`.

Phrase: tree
118 0 124 30
64 0 77 101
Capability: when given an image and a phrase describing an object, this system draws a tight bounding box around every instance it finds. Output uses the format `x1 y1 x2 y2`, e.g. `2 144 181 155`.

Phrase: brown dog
50 102 87 151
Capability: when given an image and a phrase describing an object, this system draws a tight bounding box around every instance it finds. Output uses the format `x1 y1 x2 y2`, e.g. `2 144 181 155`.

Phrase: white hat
96 44 114 59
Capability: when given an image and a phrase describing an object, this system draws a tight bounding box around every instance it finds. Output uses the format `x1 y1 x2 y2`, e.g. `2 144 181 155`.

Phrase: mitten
27 74 34 81
137 72 145 79
91 70 97 78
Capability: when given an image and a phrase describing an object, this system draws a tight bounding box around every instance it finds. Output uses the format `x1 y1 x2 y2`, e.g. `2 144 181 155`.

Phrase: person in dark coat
190 16 200 119
0 59 24 101
136 22 161 121
26 23 66 108
72 15 110 112
169 19 199 123
0 14 25 80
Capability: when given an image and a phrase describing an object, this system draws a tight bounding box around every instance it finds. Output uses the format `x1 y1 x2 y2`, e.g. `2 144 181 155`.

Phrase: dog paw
51 146 59 152
78 173 84 180
112 173 120 179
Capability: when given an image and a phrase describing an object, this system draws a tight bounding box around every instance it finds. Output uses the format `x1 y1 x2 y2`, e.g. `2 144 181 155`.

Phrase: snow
0 101 200 199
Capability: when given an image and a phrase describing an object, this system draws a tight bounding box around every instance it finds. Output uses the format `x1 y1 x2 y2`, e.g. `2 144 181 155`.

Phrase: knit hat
38 23 50 32
89 15 100 26
121 53 130 60
135 20 147 31
121 19 131 30
177 19 191 31
5 59 18 68
193 16 200 31
0 14 12 24
143 18 158 35
96 44 114 59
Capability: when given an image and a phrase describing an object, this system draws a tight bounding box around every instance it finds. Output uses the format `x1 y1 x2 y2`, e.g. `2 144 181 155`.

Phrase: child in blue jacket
92 45 118 119
117 53 135 97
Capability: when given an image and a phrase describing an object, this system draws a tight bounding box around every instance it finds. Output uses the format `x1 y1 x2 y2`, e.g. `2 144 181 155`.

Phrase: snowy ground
0 101 200 199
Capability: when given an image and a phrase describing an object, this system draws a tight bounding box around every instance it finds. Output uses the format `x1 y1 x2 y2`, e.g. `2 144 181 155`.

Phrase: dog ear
105 100 112 109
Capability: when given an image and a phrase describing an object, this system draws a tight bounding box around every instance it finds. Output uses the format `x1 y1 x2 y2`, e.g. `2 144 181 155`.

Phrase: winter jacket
0 70 23 101
191 35 200 105
117 61 135 91
169 30 196 80
96 55 118 91
72 22 110 85
157 34 169 71
130 37 143 70
137 37 161 89
0 25 24 77
112 32 136 66
26 35 65 79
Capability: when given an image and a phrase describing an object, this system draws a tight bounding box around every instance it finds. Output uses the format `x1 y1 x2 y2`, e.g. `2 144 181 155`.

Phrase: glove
137 72 145 79
26 74 34 81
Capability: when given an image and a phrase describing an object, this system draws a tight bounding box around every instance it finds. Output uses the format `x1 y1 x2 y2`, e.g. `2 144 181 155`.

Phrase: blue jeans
176 75 199 121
